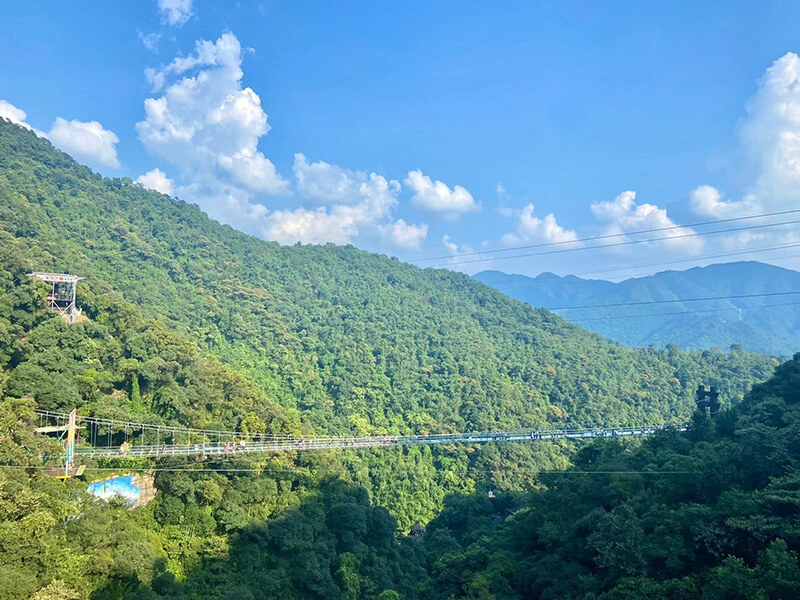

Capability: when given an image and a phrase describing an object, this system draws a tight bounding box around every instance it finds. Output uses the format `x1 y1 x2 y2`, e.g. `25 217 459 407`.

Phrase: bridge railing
70 424 685 459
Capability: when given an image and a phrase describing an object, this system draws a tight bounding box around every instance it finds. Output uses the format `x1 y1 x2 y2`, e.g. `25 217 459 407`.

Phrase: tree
31 581 80 600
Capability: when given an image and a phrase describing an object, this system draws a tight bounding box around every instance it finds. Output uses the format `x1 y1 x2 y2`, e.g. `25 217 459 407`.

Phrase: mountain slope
0 119 776 433
0 120 786 600
421 352 800 599
475 263 800 355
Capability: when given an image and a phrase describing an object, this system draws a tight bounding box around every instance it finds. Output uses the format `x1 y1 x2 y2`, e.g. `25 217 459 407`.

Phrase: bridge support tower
695 385 721 416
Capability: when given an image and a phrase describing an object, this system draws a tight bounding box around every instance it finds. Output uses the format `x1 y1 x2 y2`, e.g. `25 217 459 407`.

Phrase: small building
28 272 84 323
409 522 425 537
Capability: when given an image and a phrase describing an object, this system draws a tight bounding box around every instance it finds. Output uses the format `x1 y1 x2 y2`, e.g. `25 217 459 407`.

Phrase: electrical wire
567 300 800 323
428 218 800 267
546 290 800 312
480 244 800 295
417 207 800 263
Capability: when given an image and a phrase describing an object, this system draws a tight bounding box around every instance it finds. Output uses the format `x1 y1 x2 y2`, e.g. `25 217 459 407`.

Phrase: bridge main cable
35 410 685 459
70 425 686 459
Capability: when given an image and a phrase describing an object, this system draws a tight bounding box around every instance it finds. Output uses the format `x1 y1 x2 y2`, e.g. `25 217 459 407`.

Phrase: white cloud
496 182 506 197
218 147 286 193
135 33 426 250
439 234 487 273
136 33 288 232
591 190 702 252
138 31 161 52
690 52 800 224
380 219 428 250
268 156 427 248
689 185 760 218
158 0 193 27
501 204 578 246
685 52 800 252
47 117 120 169
137 34 286 194
442 234 460 255
265 206 356 245
442 234 476 257
136 168 174 195
177 180 270 234
293 153 364 203
0 99 30 128
405 169 478 217
740 52 800 198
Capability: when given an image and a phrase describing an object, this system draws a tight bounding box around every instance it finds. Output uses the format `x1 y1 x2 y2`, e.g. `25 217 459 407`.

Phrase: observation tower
28 272 84 323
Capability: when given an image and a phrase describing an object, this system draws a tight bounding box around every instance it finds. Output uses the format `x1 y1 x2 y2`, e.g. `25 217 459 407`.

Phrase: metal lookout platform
28 272 84 323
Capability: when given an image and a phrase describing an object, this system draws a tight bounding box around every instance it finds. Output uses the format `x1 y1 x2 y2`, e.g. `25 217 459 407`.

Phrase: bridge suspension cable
34 409 298 441
35 409 685 460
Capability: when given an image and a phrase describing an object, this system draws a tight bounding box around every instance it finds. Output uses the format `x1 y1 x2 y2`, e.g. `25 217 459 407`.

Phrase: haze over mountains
474 262 800 356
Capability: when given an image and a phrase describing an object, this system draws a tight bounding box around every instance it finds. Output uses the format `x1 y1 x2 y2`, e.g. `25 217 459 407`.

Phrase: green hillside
420 353 800 599
475 264 800 356
0 120 776 434
0 118 785 599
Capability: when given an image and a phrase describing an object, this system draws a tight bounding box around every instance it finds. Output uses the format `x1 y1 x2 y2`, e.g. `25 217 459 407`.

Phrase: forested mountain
475 263 800 356
420 353 800 599
0 118 785 598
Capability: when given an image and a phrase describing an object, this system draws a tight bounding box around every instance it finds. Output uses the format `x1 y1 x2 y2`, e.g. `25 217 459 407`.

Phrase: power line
547 290 800 312
418 207 800 263
567 300 800 323
431 218 800 267
482 243 800 295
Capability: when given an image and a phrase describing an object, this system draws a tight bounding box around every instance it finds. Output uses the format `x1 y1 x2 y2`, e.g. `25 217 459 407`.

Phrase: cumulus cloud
276 159 398 240
689 185 761 218
47 117 120 169
0 99 30 128
136 168 174 195
293 153 364 203
136 33 288 232
268 155 427 248
0 100 116 167
272 169 399 242
137 34 286 194
265 206 358 245
592 190 702 252
684 52 800 253
442 234 461 255
690 53 800 223
739 52 800 198
135 33 426 250
218 147 286 193
501 204 578 246
380 219 428 250
442 234 476 259
405 169 478 218
158 0 193 27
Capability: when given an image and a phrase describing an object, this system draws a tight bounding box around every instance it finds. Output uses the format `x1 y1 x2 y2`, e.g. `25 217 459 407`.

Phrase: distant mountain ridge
474 262 800 356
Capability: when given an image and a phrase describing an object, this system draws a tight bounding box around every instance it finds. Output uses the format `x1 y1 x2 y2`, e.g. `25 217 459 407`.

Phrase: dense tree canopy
420 355 800 599
0 118 794 598
0 120 778 436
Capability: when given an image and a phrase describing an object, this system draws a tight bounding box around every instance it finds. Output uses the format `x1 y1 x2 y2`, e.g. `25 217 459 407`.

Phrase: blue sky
3 1 800 278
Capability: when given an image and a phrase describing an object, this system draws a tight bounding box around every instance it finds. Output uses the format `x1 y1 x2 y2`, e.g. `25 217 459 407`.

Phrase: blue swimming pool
86 475 143 505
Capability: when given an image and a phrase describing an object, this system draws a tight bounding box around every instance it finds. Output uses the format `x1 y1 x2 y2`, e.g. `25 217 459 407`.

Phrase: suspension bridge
34 409 686 477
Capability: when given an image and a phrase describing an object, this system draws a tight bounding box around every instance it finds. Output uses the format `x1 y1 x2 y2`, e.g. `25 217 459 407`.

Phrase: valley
1 119 796 598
